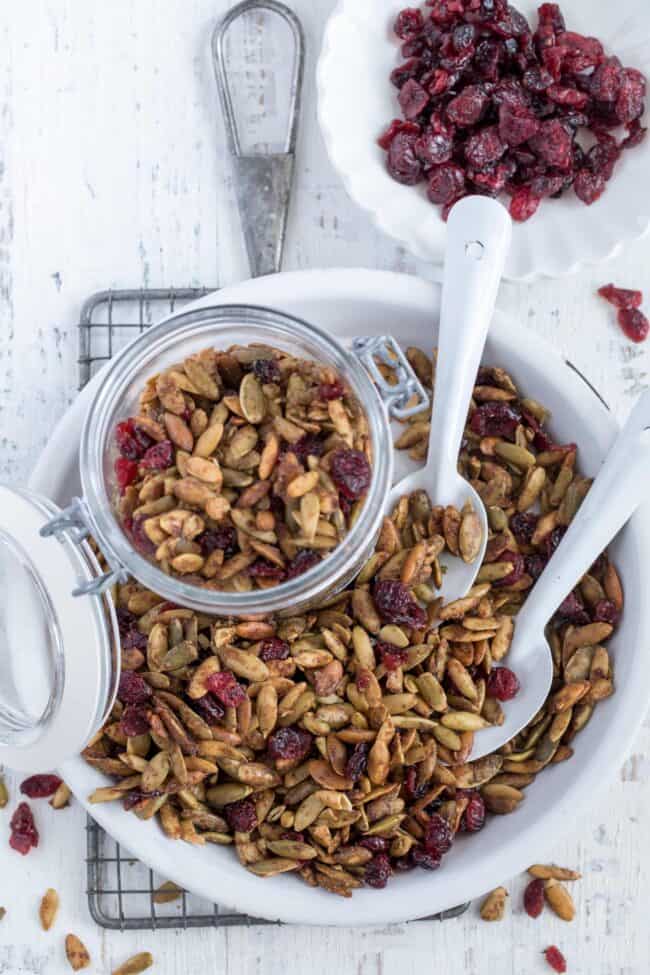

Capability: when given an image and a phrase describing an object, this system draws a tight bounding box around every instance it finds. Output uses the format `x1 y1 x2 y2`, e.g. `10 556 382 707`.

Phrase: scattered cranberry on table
380 2 647 221
598 282 650 343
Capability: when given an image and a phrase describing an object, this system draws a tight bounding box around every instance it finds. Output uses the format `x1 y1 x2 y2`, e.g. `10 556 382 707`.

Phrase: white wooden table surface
1 1 649 972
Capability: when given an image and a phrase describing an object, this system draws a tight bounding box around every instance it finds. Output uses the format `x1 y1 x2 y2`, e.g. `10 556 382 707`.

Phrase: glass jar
0 486 120 771
67 304 408 615
0 304 428 769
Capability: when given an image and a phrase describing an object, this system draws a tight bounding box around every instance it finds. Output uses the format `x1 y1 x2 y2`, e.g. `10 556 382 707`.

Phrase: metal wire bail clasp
40 497 128 597
353 336 431 420
212 0 305 278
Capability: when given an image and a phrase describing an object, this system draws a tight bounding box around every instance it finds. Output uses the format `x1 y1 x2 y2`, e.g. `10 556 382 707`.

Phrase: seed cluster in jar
112 344 372 591
85 347 620 896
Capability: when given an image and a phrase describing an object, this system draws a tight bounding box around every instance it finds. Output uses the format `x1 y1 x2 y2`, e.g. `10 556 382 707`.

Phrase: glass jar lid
0 485 118 771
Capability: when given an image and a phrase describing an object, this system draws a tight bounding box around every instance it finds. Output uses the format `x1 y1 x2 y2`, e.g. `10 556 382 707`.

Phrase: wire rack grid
79 286 470 931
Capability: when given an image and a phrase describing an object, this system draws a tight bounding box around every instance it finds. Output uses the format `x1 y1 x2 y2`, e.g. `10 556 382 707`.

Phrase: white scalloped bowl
29 269 650 926
317 0 650 281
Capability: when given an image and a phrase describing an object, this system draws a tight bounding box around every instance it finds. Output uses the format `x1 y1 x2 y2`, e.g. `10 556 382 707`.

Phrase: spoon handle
518 389 650 632
426 196 512 501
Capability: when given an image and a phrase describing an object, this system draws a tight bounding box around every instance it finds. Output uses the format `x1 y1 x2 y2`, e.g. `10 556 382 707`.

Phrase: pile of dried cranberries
380 1 647 221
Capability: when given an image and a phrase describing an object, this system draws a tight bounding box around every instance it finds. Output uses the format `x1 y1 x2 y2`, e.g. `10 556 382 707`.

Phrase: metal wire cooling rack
78 285 470 930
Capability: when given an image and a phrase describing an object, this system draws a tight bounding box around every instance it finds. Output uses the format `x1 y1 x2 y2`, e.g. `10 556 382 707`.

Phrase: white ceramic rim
29 268 650 926
316 0 650 282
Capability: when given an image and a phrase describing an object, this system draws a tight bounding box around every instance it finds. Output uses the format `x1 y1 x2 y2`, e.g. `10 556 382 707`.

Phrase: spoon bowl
387 195 512 606
386 471 489 607
470 389 650 760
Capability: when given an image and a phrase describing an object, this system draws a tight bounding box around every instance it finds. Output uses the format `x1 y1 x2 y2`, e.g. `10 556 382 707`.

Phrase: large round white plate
30 269 650 925
317 0 650 281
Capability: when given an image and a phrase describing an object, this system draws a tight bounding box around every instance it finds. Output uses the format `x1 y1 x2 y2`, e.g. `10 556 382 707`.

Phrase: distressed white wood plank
1 1 649 973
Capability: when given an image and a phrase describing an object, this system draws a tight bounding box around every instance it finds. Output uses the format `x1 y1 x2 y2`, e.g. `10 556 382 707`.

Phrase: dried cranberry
359 836 388 853
130 516 156 555
398 79 430 120
593 598 619 625
364 853 392 889
387 129 425 185
345 742 369 782
616 68 646 124
373 579 426 628
267 726 313 762
555 591 590 625
9 802 39 855
393 854 417 872
544 946 567 974
330 448 371 501
469 159 515 196
424 813 453 857
198 527 237 559
427 163 466 205
116 607 137 636
205 671 247 708
523 65 553 92
529 173 566 199
424 68 452 96
525 552 547 580
598 284 643 310
378 119 421 150
411 846 442 870
475 37 502 80
415 129 454 166
446 86 488 127
622 121 647 150
545 525 566 558
252 358 281 384
118 671 152 706
391 59 422 90
589 56 624 103
114 457 139 492
509 187 541 222
460 792 486 832
122 628 148 651
140 439 174 470
248 560 286 581
547 84 588 109
292 434 325 464
115 419 151 460
529 119 573 170
465 126 506 170
524 877 545 917
493 549 525 587
470 401 520 439
510 512 538 544
574 168 606 205
618 308 650 343
286 550 321 579
402 37 426 58
191 693 225 725
376 641 409 671
20 774 62 799
224 798 258 833
486 666 520 700
120 706 151 737
319 380 344 401
259 638 291 662
394 7 424 40
498 103 540 146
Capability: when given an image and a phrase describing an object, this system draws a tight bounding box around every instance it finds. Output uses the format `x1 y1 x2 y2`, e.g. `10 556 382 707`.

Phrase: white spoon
387 195 512 605
471 389 650 761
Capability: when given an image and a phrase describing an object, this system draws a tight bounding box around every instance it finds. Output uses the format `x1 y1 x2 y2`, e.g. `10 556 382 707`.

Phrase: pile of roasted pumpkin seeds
84 345 620 896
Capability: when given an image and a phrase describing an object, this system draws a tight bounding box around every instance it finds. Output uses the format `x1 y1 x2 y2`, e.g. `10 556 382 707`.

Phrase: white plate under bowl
317 0 650 281
30 269 650 925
